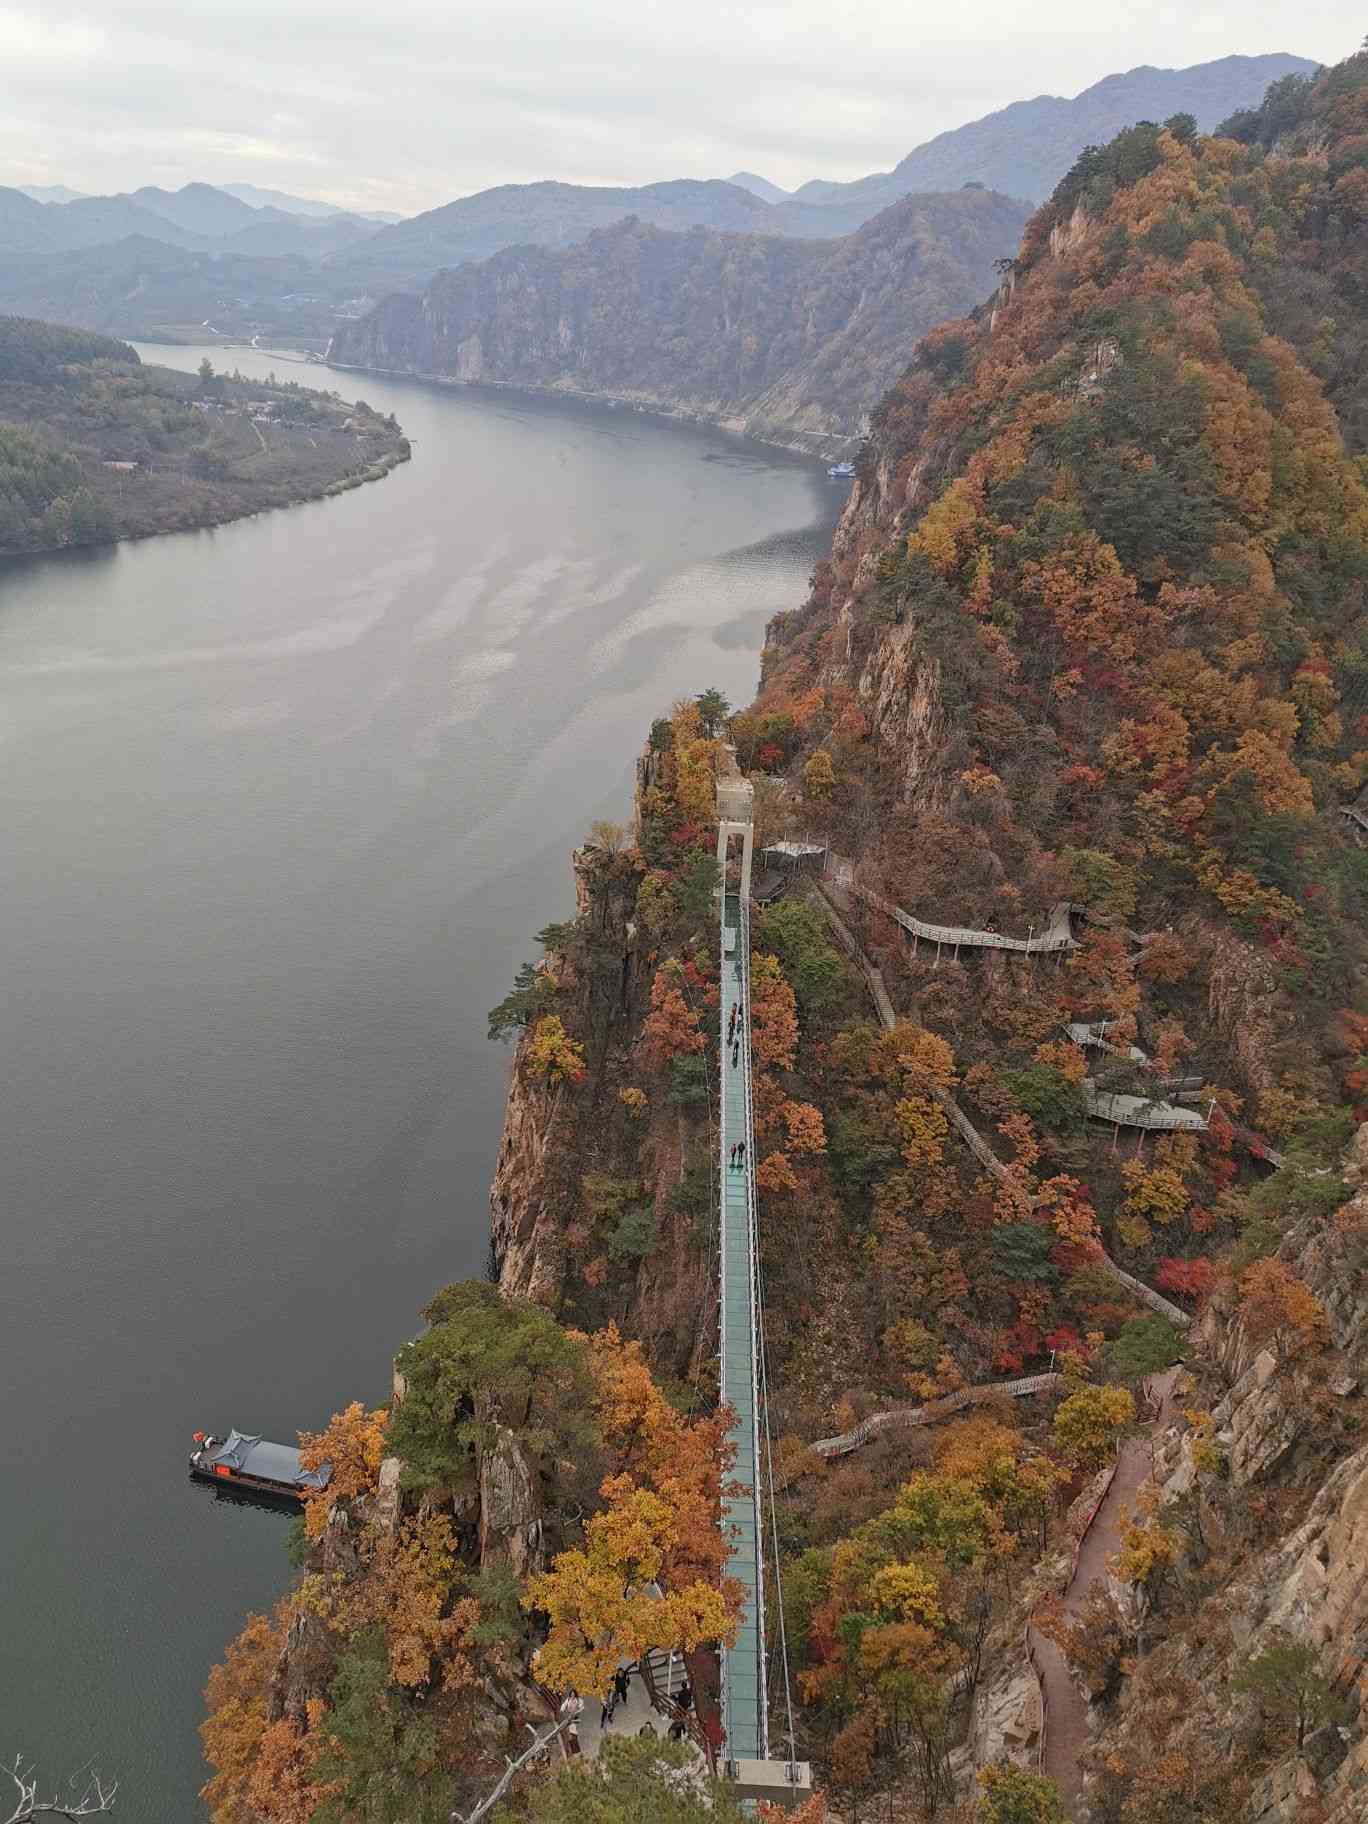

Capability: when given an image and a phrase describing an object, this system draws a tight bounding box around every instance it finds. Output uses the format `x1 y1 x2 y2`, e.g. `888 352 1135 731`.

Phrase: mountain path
1029 1371 1178 1817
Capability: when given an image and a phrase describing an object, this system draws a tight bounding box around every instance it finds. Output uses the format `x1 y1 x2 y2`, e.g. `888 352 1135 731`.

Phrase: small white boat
827 461 855 480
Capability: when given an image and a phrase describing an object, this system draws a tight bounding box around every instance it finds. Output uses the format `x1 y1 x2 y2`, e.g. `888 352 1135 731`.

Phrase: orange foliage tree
298 1401 388 1539
582 1324 732 1587
1238 1259 1331 1361
750 953 799 1070
639 963 705 1070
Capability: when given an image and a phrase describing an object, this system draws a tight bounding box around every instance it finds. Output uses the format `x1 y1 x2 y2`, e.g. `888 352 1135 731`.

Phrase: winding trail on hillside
1029 1370 1178 1818
805 876 1192 1328
798 872 1190 1811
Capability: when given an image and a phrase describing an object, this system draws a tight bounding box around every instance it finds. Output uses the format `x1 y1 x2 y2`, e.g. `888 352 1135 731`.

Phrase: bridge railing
738 891 768 1761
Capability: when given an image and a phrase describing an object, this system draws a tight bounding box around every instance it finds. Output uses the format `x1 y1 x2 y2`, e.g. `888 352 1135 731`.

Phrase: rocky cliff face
1077 1136 1368 1821
329 190 1028 455
491 840 645 1306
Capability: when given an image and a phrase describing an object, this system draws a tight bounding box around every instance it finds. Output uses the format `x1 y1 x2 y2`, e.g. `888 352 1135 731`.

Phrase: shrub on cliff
389 1281 600 1499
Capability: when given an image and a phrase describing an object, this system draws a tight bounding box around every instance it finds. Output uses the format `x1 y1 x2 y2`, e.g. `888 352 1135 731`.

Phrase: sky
0 1 1362 217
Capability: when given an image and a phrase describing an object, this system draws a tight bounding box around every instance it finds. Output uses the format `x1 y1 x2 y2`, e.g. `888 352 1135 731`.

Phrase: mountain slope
329 187 1030 451
729 49 1368 1817
329 177 782 288
795 51 1318 213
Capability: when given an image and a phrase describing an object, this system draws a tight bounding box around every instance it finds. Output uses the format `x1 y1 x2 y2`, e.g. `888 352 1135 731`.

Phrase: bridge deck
719 889 766 1763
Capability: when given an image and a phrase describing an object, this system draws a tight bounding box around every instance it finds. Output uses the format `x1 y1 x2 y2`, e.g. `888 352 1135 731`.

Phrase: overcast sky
1 2 1362 216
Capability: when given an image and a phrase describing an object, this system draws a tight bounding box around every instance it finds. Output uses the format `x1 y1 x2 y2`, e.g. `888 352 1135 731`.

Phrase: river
0 346 841 1819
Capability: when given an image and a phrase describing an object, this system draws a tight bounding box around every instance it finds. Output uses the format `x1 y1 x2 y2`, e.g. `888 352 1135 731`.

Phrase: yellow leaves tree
1120 1159 1190 1229
298 1401 388 1539
1238 1259 1331 1362
869 1560 944 1629
525 1015 587 1086
803 750 836 800
908 474 981 575
526 1484 738 1697
895 1094 950 1169
960 764 1002 797
1110 1500 1181 1599
1052 1383 1136 1469
676 737 721 826
618 1085 648 1115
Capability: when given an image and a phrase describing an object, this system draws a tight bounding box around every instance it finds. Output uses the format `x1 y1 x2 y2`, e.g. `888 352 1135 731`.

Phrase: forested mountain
0 235 378 349
198 45 1368 1824
0 313 408 555
794 51 1317 213
329 187 1030 452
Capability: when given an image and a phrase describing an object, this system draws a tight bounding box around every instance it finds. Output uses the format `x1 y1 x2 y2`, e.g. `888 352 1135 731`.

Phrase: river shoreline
322 354 860 463
0 357 410 563
0 349 838 1820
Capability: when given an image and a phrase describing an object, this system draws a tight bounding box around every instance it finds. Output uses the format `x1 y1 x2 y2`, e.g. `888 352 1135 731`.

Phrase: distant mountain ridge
791 51 1317 211
217 182 401 223
0 52 1320 347
328 187 1031 453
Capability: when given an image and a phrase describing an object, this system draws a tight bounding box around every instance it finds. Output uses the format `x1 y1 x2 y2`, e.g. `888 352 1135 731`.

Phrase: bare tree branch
5 1757 117 1823
451 1715 571 1824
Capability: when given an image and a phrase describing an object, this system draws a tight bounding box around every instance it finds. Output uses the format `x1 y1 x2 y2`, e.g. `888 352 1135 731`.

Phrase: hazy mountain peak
17 184 87 206
218 181 402 224
725 171 791 203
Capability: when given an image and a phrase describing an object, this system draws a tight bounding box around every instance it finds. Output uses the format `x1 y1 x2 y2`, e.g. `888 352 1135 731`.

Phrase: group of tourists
727 1140 747 1170
560 1665 695 1756
727 999 743 1070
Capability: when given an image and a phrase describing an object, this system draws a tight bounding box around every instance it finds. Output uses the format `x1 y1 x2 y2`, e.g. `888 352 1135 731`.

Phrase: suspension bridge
714 773 811 1808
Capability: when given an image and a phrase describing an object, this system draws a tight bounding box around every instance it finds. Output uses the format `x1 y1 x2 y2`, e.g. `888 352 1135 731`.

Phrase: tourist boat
188 1428 331 1503
826 461 855 479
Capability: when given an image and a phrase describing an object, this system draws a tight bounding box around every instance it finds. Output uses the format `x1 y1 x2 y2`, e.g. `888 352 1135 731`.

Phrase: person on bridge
736 1140 746 1168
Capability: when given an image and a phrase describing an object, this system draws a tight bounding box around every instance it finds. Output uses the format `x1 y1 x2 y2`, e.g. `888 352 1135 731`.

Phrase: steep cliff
328 189 1030 454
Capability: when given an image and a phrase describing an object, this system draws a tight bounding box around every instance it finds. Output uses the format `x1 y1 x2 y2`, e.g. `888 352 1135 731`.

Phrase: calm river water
0 346 841 1818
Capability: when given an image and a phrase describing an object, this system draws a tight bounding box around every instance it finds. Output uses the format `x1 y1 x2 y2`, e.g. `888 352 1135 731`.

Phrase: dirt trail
1030 1371 1178 1818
